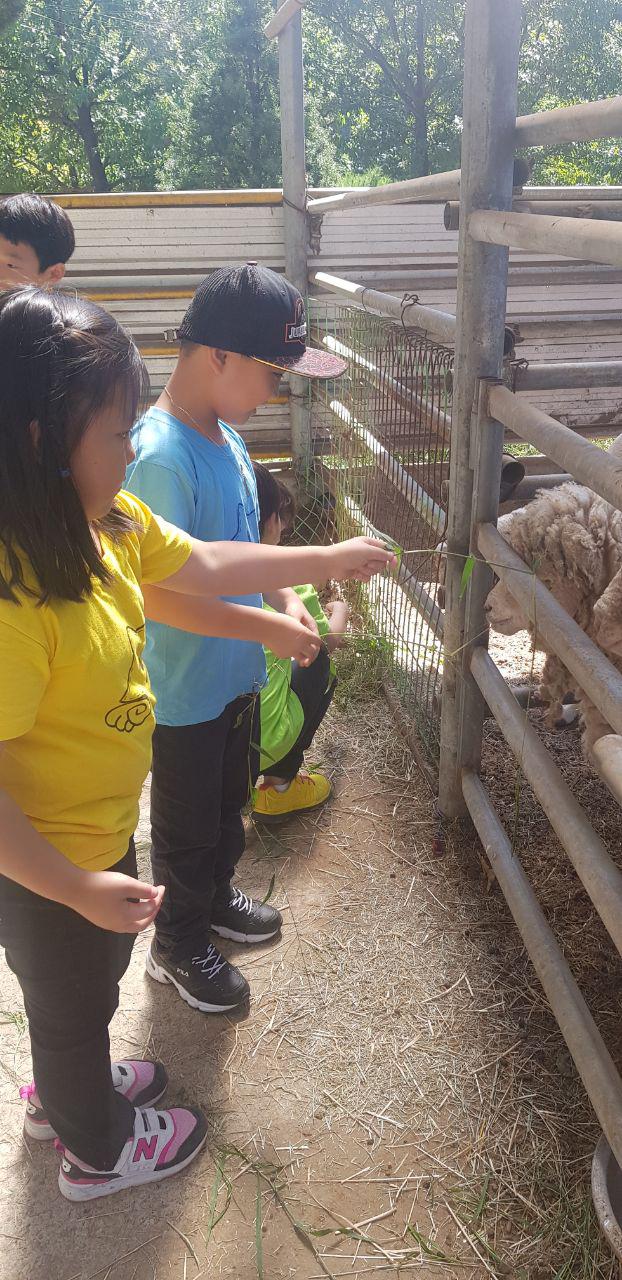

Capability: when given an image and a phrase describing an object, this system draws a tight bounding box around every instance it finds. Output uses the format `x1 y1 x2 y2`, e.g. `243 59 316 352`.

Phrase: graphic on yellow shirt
0 491 192 870
105 625 152 733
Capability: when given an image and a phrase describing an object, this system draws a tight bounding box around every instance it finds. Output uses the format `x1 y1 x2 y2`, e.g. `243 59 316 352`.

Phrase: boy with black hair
126 263 351 1014
0 193 75 289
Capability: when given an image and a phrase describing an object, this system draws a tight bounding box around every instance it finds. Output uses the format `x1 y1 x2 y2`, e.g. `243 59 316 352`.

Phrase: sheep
484 478 622 747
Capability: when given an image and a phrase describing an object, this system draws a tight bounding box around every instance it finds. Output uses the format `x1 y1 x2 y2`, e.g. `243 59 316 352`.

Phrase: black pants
269 646 337 781
150 693 259 960
0 844 137 1170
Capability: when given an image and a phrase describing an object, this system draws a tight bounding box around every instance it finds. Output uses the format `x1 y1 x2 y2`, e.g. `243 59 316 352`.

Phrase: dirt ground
0 663 621 1279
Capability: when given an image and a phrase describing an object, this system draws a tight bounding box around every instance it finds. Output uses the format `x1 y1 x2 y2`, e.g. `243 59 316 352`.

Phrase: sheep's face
484 578 527 635
484 561 584 637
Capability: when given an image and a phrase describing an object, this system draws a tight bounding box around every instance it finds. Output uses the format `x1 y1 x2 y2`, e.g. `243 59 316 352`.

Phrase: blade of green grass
262 873 276 905
406 1225 460 1262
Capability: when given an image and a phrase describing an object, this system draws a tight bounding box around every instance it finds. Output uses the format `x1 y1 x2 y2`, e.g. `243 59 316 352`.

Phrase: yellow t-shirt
0 492 191 871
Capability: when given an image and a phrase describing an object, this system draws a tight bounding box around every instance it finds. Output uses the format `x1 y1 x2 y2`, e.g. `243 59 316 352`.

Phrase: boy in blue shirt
126 264 348 1014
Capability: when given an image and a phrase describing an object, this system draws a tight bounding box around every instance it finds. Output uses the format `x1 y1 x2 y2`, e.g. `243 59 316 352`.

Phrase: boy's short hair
0 194 75 271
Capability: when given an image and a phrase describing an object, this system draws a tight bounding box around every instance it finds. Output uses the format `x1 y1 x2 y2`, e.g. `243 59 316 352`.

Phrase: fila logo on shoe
176 967 190 977
133 1135 159 1163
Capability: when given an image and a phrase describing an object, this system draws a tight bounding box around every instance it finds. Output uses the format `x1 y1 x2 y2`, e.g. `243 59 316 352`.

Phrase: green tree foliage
0 0 621 193
0 0 25 36
518 0 622 183
0 0 178 191
164 0 340 189
307 0 465 181
164 0 282 189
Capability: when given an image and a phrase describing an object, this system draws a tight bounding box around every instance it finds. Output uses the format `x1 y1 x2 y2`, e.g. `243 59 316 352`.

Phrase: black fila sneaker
146 939 250 1012
211 885 283 944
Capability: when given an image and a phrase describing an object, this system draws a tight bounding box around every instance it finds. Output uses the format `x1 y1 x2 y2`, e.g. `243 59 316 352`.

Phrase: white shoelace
191 943 227 979
230 887 254 916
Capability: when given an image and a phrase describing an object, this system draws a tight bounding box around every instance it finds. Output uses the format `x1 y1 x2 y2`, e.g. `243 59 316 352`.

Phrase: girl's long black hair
0 286 149 604
253 461 296 538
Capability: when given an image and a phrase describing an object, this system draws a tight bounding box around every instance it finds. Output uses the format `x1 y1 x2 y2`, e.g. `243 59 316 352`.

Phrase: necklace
163 385 222 441
162 386 251 496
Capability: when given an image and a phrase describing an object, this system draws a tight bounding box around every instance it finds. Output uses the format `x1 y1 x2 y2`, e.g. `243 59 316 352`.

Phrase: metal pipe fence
299 304 452 762
273 0 622 1240
438 0 622 1220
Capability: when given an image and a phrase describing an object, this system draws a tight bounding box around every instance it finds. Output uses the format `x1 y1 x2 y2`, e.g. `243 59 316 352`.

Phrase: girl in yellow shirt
0 287 394 1201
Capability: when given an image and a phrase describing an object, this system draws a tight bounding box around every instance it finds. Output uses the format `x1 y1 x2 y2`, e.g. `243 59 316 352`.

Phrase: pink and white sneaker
57 1105 207 1201
21 1059 168 1141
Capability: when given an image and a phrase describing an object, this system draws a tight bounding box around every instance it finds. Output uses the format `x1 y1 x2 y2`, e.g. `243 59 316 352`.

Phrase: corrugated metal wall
55 189 622 453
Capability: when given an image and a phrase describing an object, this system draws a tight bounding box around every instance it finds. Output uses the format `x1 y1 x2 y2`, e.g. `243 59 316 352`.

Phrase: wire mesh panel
301 304 453 763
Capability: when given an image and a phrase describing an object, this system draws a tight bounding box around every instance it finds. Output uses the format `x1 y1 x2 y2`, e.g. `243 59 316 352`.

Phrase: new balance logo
133 1135 158 1163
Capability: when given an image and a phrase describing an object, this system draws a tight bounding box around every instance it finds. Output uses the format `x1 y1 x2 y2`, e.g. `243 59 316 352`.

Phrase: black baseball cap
177 263 347 379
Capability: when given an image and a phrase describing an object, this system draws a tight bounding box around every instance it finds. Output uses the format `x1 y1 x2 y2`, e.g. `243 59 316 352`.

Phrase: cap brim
254 349 347 379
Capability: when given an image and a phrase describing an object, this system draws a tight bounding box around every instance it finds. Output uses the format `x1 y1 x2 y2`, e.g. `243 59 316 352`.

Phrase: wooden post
437 0 522 817
275 5 310 469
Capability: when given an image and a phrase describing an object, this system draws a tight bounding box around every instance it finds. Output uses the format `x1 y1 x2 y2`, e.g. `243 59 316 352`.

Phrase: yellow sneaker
252 771 332 823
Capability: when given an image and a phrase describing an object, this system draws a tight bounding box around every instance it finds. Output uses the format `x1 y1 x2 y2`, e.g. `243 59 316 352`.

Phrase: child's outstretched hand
328 537 397 582
266 615 322 666
73 872 165 934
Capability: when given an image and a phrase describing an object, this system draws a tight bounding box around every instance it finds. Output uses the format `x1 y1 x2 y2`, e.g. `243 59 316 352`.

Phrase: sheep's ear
593 574 622 657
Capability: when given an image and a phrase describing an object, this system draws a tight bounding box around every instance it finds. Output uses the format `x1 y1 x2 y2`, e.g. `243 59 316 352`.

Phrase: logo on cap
285 297 307 344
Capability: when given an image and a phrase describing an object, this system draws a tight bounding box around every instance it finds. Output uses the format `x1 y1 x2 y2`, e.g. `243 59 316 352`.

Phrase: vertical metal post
460 380 506 756
438 0 522 817
276 7 311 468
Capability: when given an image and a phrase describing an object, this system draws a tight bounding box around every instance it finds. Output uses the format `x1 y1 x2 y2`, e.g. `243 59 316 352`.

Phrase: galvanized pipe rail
511 473 572 500
592 736 622 810
470 208 622 270
445 199 622 229
512 360 622 391
471 648 622 954
307 158 531 214
311 271 457 345
487 383 622 511
308 171 461 213
515 94 622 146
521 186 622 201
461 770 622 1172
264 0 308 40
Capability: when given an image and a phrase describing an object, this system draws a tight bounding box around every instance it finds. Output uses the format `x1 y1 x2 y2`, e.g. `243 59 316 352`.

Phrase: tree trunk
411 0 430 177
75 100 110 192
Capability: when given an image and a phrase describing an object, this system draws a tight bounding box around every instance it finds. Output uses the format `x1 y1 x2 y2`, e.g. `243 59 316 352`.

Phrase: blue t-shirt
125 407 266 726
